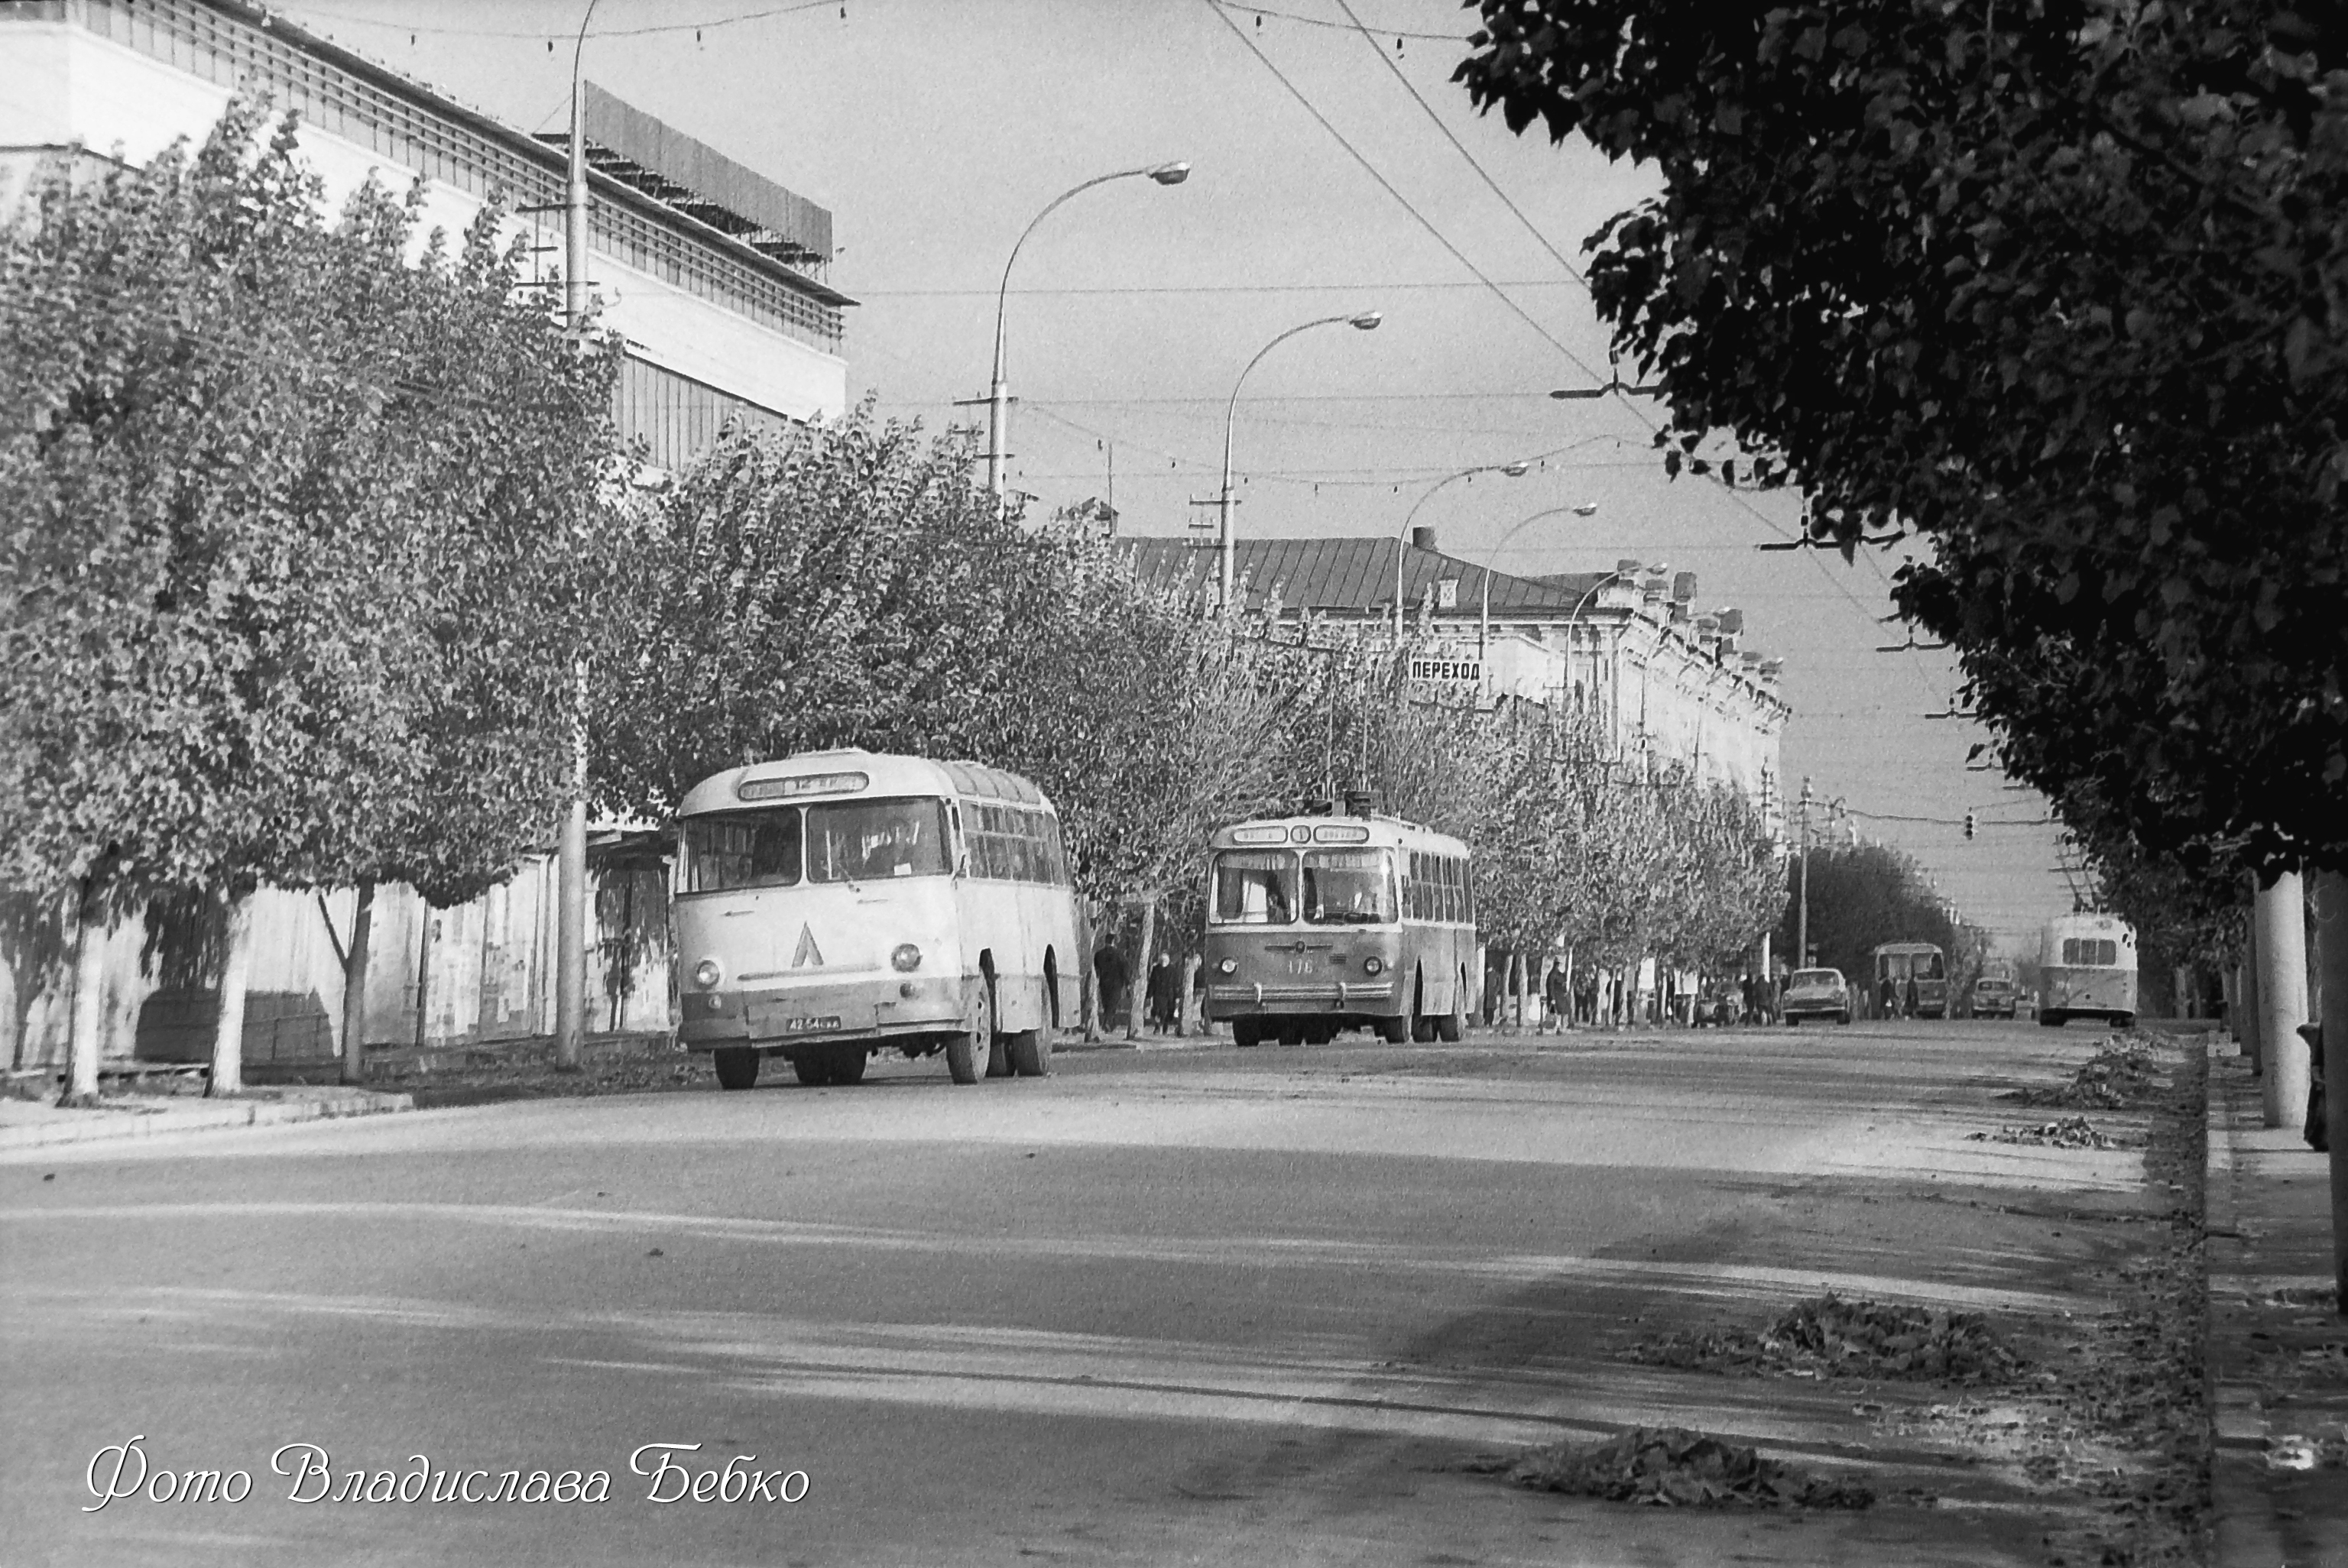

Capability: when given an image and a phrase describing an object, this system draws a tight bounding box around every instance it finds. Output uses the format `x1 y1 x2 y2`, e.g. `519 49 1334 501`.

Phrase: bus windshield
680 807 803 893
1879 950 1946 980
1213 850 1296 925
1302 848 1396 925
807 797 952 883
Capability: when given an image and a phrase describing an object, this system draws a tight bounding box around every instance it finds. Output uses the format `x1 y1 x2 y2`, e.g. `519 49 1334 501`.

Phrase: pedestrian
1879 973 1900 1020
1905 974 1921 1019
1145 951 1179 1034
1094 943 1130 1029
1544 961 1571 1035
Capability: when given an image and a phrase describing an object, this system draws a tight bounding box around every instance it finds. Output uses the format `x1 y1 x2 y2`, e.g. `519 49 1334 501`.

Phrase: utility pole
554 0 602 1073
1796 776 1812 970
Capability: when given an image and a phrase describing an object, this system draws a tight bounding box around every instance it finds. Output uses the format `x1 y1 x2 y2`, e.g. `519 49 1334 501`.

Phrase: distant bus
671 750 1077 1089
2038 914 2137 1029
1202 811 1477 1046
1871 941 1950 1019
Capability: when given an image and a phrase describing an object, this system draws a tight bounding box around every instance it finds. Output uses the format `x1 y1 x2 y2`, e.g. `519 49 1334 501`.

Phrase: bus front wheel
2039 1010 2067 1028
947 986 996 1084
714 1047 761 1091
1375 1015 1409 1045
828 1045 868 1085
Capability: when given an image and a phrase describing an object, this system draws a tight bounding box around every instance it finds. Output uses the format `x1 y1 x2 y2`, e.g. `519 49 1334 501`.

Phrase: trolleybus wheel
715 1047 761 1091
947 986 996 1084
1232 1018 1265 1048
1276 1019 1306 1046
2038 1010 2067 1028
1375 1015 1410 1044
1008 1024 1052 1077
827 1045 868 1085
789 1052 829 1087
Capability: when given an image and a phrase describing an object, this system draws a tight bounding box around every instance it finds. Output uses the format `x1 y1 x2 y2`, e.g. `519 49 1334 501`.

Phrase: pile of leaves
1478 1426 1873 1510
2006 1042 2166 1110
1626 1292 2023 1384
1967 1116 2131 1149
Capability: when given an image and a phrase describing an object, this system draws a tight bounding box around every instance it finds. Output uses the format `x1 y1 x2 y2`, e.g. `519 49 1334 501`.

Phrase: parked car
1782 967 1853 1026
1969 974 2019 1019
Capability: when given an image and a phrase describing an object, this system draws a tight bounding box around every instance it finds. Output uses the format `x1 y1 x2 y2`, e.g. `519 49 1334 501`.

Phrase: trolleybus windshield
1302 848 1396 925
1213 850 1296 925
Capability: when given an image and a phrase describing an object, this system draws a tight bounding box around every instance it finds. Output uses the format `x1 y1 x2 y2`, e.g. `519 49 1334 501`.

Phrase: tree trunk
2240 889 2264 1073
209 892 255 1097
1180 954 1202 1037
64 883 107 1106
2308 870 2347 1314
2258 871 2311 1130
1561 944 1575 1032
1127 895 1156 1042
1512 952 1529 1033
339 881 375 1087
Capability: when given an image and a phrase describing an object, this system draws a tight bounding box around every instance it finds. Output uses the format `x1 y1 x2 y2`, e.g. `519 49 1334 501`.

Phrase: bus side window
1463 861 1475 925
1010 810 1040 883
1443 858 1461 922
1408 853 1425 922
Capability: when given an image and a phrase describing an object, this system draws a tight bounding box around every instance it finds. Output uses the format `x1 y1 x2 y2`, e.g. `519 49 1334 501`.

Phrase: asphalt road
1 1017 2165 1566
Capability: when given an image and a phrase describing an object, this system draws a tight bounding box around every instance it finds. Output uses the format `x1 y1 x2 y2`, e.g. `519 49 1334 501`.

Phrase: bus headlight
891 943 923 972
1361 956 1385 976
1217 957 1237 976
692 958 723 990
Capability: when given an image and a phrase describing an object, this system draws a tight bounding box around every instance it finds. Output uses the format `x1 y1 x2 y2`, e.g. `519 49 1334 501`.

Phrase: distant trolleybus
672 749 1078 1089
2038 914 2137 1029
1871 942 1950 1019
1203 811 1477 1047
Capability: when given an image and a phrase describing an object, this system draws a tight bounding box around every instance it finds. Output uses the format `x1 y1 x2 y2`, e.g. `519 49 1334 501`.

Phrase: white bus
672 750 1078 1089
2038 913 2138 1029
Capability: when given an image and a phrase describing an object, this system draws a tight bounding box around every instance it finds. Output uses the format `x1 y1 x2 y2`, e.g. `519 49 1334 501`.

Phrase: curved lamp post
987 161 1190 504
1475 504 1604 695
1218 311 1382 611
553 0 607 1074
1390 461 1529 637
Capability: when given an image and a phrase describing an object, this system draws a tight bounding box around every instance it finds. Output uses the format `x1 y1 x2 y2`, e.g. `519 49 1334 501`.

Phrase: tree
1455 2 2348 875
0 100 622 1095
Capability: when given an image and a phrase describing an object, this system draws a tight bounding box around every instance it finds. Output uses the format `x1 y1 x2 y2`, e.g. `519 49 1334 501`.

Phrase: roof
679 750 1054 817
1121 536 1613 619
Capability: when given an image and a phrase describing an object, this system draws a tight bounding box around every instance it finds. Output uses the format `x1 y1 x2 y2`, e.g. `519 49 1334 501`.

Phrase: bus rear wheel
1008 1025 1052 1077
827 1045 868 1085
1375 1015 1409 1044
789 1052 829 1086
1435 983 1465 1043
2039 1010 2067 1028
715 1047 761 1091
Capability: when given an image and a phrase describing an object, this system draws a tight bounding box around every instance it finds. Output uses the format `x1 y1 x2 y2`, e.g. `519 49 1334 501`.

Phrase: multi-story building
1127 530 1790 824
0 0 848 1073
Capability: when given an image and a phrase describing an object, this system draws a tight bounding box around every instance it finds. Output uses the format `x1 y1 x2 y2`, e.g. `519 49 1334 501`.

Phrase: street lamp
1218 311 1382 611
986 160 1190 504
1390 460 1530 637
1475 504 1601 691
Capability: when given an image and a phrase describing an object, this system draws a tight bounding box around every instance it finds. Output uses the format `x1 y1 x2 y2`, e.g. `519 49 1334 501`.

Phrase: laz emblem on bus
784 1016 842 1033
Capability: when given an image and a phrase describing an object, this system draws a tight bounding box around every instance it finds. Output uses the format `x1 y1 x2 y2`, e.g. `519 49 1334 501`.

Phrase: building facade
1127 532 1790 827
1 0 847 1073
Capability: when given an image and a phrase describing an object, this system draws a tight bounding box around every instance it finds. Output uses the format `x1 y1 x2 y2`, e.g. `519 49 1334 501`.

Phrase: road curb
2204 1047 2291 1568
0 1088 413 1152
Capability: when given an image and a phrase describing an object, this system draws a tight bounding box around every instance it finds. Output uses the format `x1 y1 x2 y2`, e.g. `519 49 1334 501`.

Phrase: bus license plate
785 1016 841 1033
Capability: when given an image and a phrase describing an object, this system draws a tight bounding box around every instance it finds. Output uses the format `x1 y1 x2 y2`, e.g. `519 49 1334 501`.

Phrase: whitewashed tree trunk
1179 954 1202 1036
1127 896 1156 1041
65 887 107 1105
209 893 255 1097
338 881 375 1086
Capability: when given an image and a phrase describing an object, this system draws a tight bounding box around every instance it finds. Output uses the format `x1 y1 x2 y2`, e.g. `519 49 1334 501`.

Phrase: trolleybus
2038 914 2137 1029
672 750 1078 1089
1202 810 1477 1046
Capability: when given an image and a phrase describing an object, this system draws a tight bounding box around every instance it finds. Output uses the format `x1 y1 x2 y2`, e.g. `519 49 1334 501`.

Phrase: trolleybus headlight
891 943 923 972
692 958 723 989
1217 957 1237 976
1361 956 1385 976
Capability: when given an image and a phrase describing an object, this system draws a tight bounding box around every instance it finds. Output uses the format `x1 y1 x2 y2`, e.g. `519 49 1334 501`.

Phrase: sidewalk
2205 1045 2347 1568
0 1083 413 1153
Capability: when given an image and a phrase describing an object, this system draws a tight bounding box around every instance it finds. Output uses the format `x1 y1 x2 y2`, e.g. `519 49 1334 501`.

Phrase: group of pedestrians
1092 946 1185 1034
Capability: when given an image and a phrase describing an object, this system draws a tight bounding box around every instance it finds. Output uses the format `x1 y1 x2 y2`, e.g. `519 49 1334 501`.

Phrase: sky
271 0 2085 957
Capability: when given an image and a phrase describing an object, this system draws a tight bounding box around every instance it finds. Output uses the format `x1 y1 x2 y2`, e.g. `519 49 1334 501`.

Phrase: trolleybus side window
808 797 952 883
1214 850 1296 925
681 807 802 893
1302 848 1396 924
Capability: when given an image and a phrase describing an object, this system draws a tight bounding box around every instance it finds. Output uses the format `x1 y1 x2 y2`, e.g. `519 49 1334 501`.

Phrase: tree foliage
0 99 622 915
1457 2 2348 875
